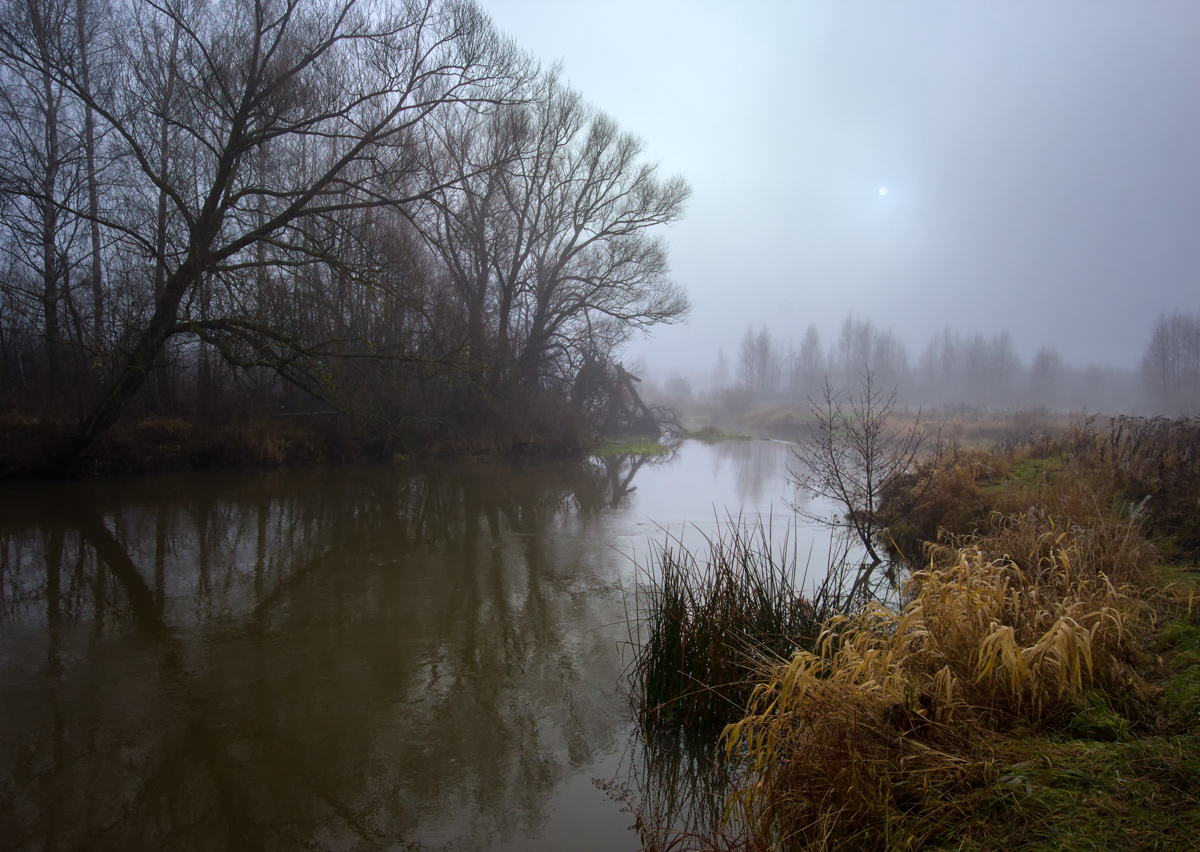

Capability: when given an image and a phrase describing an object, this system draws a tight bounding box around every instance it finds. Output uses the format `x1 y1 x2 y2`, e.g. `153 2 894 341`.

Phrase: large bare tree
0 0 523 469
415 73 690 395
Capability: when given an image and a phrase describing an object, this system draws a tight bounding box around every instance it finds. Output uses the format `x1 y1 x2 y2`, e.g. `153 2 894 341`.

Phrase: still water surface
0 440 831 851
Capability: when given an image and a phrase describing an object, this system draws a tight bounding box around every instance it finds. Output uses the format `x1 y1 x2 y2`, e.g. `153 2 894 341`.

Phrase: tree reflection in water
0 454 673 852
598 728 745 852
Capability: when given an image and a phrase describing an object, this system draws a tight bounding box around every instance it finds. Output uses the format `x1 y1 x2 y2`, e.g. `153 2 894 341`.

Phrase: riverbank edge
0 410 599 479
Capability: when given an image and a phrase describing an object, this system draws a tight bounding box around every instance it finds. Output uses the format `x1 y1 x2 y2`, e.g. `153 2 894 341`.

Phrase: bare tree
1028 345 1063 408
0 0 526 468
508 80 690 391
1140 310 1200 414
830 315 910 399
787 323 823 403
414 71 690 396
0 0 84 387
788 370 929 598
711 344 728 391
73 0 102 346
736 325 777 397
414 87 529 381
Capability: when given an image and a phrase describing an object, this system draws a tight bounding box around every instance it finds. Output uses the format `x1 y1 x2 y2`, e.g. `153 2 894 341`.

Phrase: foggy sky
484 0 1200 378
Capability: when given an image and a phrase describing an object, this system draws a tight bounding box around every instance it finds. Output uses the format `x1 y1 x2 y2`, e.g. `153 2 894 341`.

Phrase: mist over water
645 315 1159 417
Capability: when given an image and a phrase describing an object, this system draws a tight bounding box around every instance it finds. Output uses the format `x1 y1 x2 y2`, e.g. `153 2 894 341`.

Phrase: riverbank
0 408 599 478
630 417 1200 851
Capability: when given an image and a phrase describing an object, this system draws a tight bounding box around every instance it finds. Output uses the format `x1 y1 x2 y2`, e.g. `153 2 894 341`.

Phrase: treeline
1141 309 1200 414
663 312 1199 414
0 0 688 471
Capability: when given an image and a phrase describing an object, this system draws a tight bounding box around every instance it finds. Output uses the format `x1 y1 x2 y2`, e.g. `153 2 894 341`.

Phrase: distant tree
786 323 824 403
712 344 729 390
1140 310 1200 413
833 316 872 390
1028 346 1064 408
987 331 1021 406
870 327 910 398
917 328 1021 408
916 328 958 406
662 371 693 405
737 325 778 397
831 315 909 397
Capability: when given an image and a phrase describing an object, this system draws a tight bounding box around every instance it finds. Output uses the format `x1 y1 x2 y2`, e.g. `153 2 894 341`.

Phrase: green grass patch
929 734 1200 852
684 426 753 443
593 435 670 456
929 566 1200 852
1007 456 1062 487
977 456 1064 495
1159 617 1200 723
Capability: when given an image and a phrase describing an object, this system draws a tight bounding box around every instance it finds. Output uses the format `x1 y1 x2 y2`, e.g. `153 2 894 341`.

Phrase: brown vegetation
628 414 1200 852
721 518 1153 851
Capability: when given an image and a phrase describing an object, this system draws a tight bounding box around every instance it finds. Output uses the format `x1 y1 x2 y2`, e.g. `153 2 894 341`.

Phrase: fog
485 1 1200 384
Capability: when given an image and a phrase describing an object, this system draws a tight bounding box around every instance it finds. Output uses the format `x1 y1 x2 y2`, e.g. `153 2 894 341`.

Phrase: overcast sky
483 0 1200 378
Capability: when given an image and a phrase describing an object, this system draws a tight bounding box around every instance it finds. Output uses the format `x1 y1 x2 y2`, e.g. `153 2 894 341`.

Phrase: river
0 439 834 851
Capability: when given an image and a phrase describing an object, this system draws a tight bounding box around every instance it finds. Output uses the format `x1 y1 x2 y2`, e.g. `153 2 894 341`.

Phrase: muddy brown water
0 439 833 851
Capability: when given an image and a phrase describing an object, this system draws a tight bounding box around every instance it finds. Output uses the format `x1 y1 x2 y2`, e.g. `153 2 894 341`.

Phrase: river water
0 439 833 851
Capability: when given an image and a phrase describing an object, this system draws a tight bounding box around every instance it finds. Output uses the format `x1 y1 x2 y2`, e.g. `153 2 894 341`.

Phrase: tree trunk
76 0 103 349
150 18 182 411
39 54 60 386
63 247 207 471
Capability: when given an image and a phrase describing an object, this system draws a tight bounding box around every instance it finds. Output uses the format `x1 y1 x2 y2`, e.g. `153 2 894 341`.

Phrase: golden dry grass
625 417 1200 852
719 516 1151 851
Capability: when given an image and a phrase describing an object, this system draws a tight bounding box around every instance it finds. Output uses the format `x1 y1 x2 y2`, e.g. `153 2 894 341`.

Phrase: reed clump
631 518 848 730
719 515 1153 851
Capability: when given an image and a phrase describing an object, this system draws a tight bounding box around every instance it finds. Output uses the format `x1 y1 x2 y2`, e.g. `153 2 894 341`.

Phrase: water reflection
0 442 821 851
706 439 793 505
605 731 736 851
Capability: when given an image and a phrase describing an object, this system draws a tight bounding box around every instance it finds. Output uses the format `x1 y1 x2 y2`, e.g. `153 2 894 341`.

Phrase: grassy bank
595 435 673 456
685 427 754 443
628 418 1200 851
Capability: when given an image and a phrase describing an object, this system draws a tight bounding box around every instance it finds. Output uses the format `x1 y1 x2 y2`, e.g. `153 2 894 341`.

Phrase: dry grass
719 516 1153 851
883 417 1172 578
623 416 1200 852
934 406 1068 451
